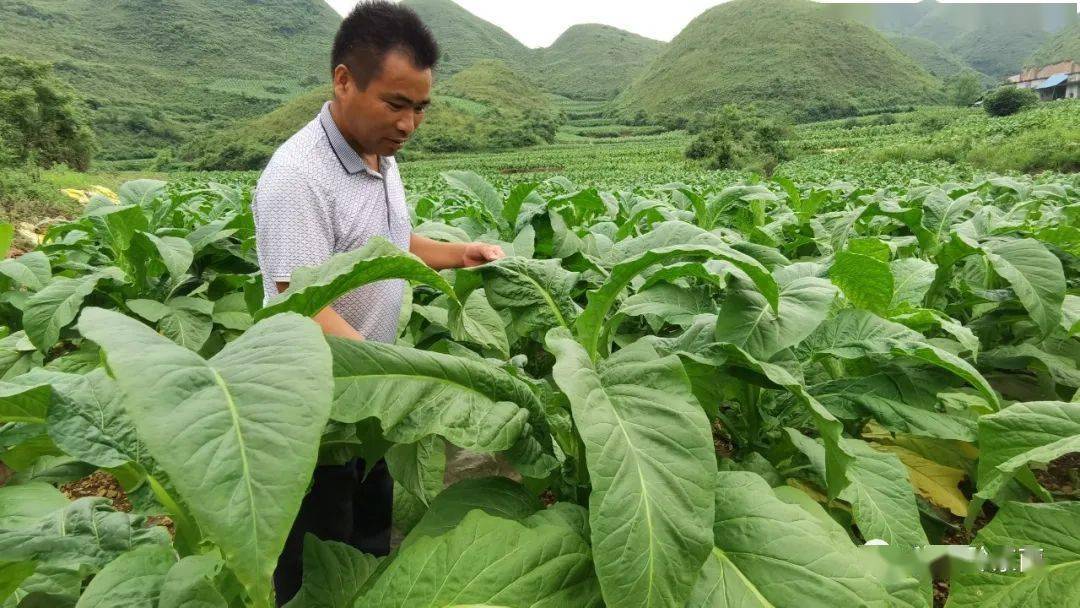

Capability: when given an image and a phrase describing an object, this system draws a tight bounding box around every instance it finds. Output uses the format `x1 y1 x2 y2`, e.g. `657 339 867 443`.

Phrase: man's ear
332 64 353 98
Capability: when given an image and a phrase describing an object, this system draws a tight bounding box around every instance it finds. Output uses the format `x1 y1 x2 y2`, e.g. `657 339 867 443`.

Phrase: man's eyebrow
385 93 430 107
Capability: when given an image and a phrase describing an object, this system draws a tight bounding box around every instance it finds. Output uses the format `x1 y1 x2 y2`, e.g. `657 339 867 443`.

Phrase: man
251 2 504 603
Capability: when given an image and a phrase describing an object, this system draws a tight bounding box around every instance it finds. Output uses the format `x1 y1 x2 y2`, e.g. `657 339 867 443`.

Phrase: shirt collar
318 101 384 178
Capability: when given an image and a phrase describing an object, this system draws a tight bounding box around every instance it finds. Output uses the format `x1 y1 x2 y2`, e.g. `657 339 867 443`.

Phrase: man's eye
387 103 404 111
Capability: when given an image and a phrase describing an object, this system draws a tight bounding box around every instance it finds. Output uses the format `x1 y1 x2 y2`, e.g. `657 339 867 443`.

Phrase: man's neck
328 99 381 173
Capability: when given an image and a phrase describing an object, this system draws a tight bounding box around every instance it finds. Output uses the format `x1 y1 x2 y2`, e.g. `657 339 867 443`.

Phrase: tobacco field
0 168 1077 607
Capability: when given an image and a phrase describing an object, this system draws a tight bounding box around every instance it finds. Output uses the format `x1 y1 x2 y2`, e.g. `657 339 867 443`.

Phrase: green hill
887 34 988 82
831 2 1072 79
397 1 665 101
175 86 331 171
1027 22 1080 66
948 23 1050 79
402 0 531 78
178 60 559 170
0 0 341 162
613 0 944 124
535 24 665 101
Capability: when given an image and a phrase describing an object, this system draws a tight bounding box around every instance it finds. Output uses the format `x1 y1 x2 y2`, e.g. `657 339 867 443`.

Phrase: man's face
332 49 432 157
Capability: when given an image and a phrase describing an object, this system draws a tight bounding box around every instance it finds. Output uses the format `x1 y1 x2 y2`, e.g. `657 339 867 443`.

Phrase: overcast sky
323 0 1075 48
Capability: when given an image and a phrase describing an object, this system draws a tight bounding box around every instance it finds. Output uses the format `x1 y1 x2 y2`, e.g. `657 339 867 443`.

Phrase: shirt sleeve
252 164 335 282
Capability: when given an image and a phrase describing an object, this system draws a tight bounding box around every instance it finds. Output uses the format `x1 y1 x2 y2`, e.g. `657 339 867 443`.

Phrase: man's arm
276 281 364 341
410 234 505 270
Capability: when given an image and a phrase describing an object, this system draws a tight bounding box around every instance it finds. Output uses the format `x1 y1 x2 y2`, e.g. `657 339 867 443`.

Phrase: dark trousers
273 458 393 606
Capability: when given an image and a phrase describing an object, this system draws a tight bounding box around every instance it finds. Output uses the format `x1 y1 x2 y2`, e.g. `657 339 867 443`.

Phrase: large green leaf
86 204 148 257
137 231 194 281
402 477 541 547
603 221 719 264
816 391 976 442
157 297 215 351
442 170 504 219
357 510 599 608
255 238 455 320
36 368 144 468
714 274 837 361
78 308 333 608
22 267 124 352
947 501 1080 607
976 401 1080 501
788 432 928 547
888 341 1000 410
0 560 35 604
0 482 69 529
0 381 50 423
648 330 854 499
282 535 378 608
547 330 715 608
804 312 999 409
831 250 892 315
920 191 971 249
117 180 166 207
471 257 580 335
329 338 555 477
982 343 1080 390
616 284 714 328
0 252 51 292
982 238 1066 336
74 544 176 608
0 498 169 571
158 554 228 608
889 258 937 310
802 309 922 359
447 290 509 358
696 472 894 607
212 293 254 332
385 436 445 507
578 243 777 359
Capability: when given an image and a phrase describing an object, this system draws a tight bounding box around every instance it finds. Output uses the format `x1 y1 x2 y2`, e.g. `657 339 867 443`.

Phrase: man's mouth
386 138 406 146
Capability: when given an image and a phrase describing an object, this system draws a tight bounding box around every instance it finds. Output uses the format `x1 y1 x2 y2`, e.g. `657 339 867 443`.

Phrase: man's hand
410 234 505 270
462 242 505 267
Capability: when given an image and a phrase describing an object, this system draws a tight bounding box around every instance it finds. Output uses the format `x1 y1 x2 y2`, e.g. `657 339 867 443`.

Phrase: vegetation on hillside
834 1 1070 78
405 0 665 103
685 106 791 174
402 0 532 77
0 56 95 170
535 24 665 101
0 0 340 161
886 34 990 84
949 73 984 108
177 60 560 170
1026 21 1080 66
174 86 331 171
949 24 1051 79
613 0 944 124
983 87 1039 117
796 101 1080 174
413 60 561 152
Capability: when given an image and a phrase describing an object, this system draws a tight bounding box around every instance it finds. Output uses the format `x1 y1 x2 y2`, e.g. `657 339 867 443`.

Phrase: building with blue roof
1006 60 1079 101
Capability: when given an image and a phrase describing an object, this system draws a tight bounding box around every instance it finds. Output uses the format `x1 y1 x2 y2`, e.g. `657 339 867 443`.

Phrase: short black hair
331 1 439 89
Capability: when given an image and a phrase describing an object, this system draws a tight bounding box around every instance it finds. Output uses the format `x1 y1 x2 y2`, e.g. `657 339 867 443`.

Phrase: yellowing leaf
873 443 968 517
90 186 119 202
60 188 90 203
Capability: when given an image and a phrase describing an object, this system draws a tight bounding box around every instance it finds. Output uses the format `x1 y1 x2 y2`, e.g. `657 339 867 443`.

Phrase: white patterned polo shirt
252 101 412 343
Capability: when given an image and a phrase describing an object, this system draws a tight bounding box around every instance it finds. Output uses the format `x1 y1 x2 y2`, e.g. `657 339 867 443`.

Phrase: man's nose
397 113 416 135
